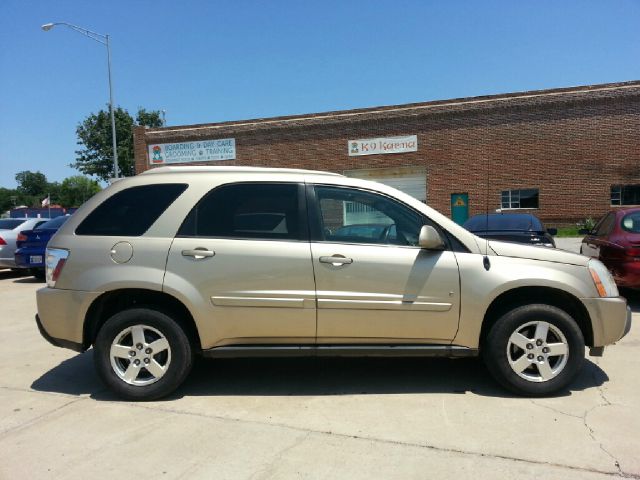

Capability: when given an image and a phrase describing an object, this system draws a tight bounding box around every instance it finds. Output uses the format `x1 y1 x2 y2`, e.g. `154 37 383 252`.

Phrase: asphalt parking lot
1 255 638 478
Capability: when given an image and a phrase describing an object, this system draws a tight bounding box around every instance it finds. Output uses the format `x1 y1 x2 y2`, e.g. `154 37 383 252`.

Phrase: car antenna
483 149 491 271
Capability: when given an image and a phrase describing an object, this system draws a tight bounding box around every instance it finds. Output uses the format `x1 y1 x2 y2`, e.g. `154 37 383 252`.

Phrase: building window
501 189 539 209
611 185 640 206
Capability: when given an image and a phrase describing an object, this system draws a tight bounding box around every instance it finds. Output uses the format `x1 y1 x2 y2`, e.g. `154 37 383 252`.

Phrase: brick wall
134 81 640 226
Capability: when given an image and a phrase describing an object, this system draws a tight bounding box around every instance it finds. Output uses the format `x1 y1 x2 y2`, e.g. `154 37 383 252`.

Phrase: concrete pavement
0 269 638 479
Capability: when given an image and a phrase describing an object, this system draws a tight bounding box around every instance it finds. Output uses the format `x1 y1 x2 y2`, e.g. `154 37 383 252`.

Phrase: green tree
58 176 102 208
15 170 48 197
0 187 19 213
74 106 163 182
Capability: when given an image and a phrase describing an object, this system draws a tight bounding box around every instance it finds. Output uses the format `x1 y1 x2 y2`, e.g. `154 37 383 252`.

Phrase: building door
344 166 427 202
451 193 469 225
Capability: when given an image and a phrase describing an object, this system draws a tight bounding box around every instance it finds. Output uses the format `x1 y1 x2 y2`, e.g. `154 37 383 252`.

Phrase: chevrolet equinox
36 166 631 400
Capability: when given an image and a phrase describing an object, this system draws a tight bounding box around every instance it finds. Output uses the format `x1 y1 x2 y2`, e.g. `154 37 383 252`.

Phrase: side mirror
419 225 445 250
547 228 558 236
578 228 590 235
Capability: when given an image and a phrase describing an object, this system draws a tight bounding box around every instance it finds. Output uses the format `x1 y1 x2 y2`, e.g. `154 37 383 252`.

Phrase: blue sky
1 0 639 188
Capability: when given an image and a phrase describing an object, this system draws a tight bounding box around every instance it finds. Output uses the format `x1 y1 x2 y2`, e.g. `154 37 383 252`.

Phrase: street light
42 22 119 179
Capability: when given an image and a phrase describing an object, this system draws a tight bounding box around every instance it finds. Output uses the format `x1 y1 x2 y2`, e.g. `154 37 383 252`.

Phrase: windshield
621 212 640 233
0 219 25 230
35 215 69 230
464 214 543 232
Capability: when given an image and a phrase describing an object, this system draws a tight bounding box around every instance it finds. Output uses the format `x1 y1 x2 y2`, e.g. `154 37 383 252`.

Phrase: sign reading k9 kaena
348 135 418 157
148 139 236 165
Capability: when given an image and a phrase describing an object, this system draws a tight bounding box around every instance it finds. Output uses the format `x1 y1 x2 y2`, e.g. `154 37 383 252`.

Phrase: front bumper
581 296 632 347
36 287 102 352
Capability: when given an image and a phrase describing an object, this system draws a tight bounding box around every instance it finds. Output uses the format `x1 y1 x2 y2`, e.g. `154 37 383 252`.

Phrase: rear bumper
612 261 640 289
582 296 632 347
36 287 102 352
14 248 45 268
0 257 18 268
35 314 83 352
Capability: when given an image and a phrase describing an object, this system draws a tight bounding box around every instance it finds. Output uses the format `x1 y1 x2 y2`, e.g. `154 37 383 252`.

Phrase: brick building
133 80 640 226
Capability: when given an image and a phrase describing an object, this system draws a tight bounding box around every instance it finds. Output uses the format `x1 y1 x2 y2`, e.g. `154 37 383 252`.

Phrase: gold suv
36 166 631 400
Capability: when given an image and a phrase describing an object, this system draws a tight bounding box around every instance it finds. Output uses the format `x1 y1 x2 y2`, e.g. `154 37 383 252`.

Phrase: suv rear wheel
94 308 193 401
483 304 585 396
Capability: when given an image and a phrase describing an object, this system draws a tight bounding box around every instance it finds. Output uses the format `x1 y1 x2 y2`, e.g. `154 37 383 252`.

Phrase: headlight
588 259 619 298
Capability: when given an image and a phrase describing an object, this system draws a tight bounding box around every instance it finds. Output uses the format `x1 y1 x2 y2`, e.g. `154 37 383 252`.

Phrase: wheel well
480 287 594 348
83 289 202 352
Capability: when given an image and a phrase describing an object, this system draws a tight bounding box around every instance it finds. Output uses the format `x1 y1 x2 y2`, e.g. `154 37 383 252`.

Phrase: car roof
141 166 342 177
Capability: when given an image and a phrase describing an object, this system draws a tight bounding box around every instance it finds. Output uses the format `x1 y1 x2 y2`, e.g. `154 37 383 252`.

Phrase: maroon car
580 207 640 289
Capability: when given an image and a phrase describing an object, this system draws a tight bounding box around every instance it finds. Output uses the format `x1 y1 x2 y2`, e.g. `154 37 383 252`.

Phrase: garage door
344 166 427 202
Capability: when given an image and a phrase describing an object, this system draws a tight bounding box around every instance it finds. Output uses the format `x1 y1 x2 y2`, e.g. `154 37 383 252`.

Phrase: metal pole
106 35 119 179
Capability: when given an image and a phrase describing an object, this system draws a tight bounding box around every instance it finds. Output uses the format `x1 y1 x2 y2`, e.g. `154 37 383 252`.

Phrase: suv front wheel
483 304 585 396
94 308 194 401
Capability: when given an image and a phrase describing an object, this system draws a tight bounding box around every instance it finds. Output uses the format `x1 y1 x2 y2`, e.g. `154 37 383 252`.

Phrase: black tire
94 308 193 401
483 304 585 396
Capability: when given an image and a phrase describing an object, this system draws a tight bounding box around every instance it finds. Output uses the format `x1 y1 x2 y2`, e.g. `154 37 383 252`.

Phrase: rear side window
76 184 187 236
178 183 303 240
0 219 24 230
37 215 69 230
593 213 615 237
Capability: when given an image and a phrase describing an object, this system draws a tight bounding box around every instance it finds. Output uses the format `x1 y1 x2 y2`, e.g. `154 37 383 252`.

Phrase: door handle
319 255 353 266
182 248 215 259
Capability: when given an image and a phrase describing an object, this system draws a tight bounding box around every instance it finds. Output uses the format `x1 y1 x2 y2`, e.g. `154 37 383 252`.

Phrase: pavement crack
582 403 628 477
129 402 633 478
248 431 311 480
0 396 85 437
530 400 583 419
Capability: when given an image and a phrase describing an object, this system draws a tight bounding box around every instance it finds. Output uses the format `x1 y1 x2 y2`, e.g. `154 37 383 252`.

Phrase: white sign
148 139 236 165
348 135 418 157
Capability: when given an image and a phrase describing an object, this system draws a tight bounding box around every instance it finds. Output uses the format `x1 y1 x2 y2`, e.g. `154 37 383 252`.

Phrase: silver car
0 218 48 269
35 167 631 400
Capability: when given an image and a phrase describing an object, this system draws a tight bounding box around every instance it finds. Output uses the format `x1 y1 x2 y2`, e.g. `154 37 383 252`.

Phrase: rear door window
593 213 615 237
0 219 24 230
178 183 305 241
76 184 187 236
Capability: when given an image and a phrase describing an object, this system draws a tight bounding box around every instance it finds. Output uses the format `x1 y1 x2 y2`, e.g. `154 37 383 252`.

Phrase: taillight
625 247 640 258
45 248 69 287
0 236 5 245
16 233 27 243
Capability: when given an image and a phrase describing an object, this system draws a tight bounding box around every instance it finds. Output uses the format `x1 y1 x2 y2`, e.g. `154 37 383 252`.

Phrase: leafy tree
0 187 19 213
74 106 163 182
58 176 101 208
136 108 164 128
15 171 48 198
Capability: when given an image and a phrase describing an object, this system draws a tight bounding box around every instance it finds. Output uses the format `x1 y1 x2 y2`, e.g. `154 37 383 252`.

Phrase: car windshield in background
36 215 70 230
464 214 543 232
0 219 25 230
621 212 640 233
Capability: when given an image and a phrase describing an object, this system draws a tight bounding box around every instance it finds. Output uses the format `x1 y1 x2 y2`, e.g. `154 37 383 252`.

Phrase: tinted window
594 213 615 237
621 212 640 233
0 219 24 230
76 184 187 236
313 186 424 246
36 216 69 230
179 183 302 240
464 214 542 231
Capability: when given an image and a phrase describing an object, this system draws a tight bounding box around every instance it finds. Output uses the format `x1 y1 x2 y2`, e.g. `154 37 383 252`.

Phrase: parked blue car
15 215 70 279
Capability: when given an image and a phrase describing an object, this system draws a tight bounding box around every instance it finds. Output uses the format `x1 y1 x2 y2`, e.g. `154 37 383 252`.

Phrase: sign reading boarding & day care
148 139 236 165
348 135 418 157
